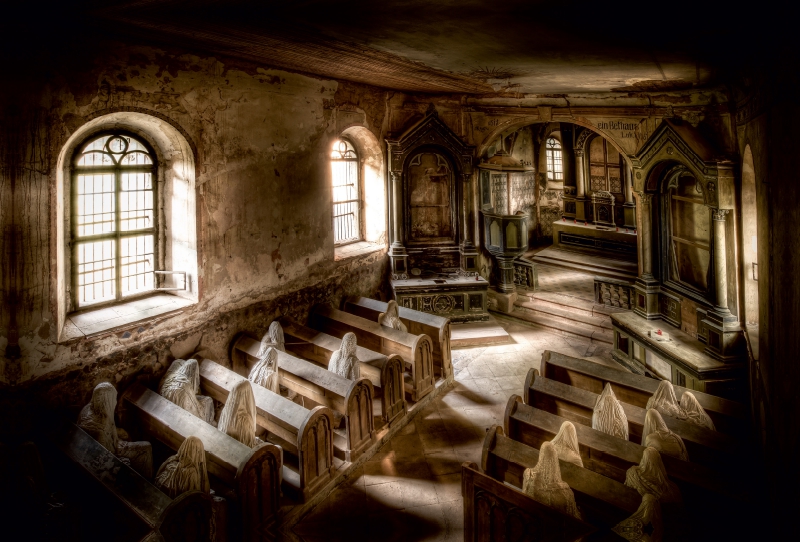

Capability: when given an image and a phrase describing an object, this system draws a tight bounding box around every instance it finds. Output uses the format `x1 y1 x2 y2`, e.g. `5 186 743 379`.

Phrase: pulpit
477 144 534 294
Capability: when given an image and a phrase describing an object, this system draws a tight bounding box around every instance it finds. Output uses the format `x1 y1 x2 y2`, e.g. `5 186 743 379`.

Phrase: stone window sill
334 241 385 261
63 294 195 340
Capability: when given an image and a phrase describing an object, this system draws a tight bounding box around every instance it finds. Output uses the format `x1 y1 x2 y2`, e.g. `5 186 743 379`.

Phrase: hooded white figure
378 300 408 333
646 380 715 431
521 441 581 520
159 359 215 425
624 447 682 503
217 380 258 448
641 409 689 461
550 421 583 468
256 321 286 359
78 382 153 477
592 383 629 440
679 392 715 431
328 332 361 380
249 346 281 395
155 435 210 499
612 493 663 542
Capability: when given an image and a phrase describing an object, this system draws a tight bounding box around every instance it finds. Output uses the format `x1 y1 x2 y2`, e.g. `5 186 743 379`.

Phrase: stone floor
292 319 616 541
535 264 596 303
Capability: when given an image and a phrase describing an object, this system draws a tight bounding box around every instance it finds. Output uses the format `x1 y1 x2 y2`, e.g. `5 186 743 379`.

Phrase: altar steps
530 246 637 281
490 290 628 346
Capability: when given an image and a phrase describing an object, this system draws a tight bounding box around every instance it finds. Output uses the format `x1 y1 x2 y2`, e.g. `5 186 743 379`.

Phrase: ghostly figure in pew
78 382 153 478
217 380 258 448
249 346 281 395
549 421 583 467
625 447 682 503
154 436 210 498
378 300 408 333
647 380 715 431
256 321 286 358
328 332 361 380
612 493 663 542
521 441 582 520
592 383 629 440
641 409 689 461
159 359 216 425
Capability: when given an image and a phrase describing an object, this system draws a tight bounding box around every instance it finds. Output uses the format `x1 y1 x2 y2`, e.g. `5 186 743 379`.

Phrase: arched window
330 138 361 244
72 133 157 307
545 137 563 181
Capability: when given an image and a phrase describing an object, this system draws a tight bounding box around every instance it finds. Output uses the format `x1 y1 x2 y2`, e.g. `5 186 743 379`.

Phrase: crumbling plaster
1 44 392 395
0 40 737 416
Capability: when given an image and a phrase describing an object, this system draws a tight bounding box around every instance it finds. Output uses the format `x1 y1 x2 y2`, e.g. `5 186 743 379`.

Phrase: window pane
120 172 155 231
76 173 116 237
76 240 116 307
546 137 563 181
120 234 155 297
331 139 359 244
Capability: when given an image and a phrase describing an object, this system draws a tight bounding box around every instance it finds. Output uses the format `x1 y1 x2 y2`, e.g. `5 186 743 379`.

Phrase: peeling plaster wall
0 42 391 414
0 35 741 429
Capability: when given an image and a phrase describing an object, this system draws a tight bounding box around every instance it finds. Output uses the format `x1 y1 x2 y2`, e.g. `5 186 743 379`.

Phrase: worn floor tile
294 309 619 541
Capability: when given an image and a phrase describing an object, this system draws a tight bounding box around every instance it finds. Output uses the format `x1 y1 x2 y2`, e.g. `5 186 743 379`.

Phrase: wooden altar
386 107 489 322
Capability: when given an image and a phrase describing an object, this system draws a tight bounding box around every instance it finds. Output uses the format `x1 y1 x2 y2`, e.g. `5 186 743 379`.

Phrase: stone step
493 308 614 345
525 291 628 319
531 249 637 281
514 298 613 333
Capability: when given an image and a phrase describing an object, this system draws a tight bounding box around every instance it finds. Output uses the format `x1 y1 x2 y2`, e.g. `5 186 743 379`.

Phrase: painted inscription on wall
591 118 654 154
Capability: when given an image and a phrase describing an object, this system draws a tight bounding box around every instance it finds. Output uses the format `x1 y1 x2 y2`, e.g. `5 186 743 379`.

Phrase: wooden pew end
480 425 504 473
523 368 539 404
503 395 523 436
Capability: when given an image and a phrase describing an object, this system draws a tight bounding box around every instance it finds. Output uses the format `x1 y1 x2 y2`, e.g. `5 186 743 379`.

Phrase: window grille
546 137 563 181
330 138 360 244
72 133 157 308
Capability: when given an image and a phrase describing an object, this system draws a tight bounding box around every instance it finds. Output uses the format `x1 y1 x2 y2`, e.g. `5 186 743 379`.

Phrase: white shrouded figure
249 346 281 395
641 409 689 461
679 392 715 431
78 382 153 477
624 447 682 503
328 332 361 380
155 435 210 498
550 421 583 468
256 321 286 359
592 383 629 440
612 493 663 542
159 359 215 425
217 380 258 448
378 300 408 333
646 380 715 431
521 441 581 520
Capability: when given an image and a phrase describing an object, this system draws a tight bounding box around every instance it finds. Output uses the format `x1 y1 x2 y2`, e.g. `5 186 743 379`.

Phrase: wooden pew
462 462 598 542
121 383 282 542
503 395 748 503
539 350 749 438
231 335 376 462
481 425 640 528
308 304 435 401
198 358 335 501
341 296 452 379
278 317 407 424
523 370 741 472
52 422 212 542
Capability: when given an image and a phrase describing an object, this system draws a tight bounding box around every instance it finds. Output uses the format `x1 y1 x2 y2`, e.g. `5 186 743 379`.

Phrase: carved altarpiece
387 108 489 322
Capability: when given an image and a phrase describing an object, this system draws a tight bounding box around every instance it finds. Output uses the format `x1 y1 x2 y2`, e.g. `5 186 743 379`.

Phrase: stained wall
0 39 392 421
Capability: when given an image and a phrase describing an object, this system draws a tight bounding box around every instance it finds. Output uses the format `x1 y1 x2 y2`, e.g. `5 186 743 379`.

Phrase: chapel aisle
292 321 616 541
